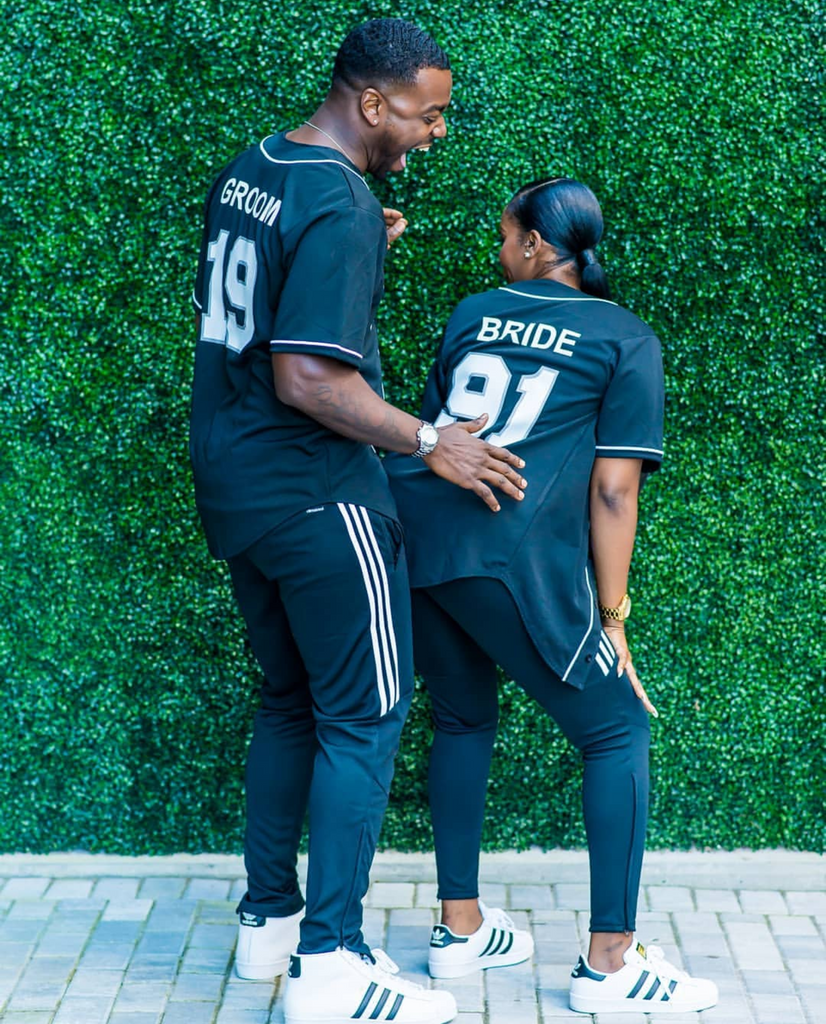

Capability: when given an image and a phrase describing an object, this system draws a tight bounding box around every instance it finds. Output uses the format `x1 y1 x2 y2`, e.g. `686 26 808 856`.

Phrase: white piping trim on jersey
258 138 368 186
192 290 203 311
270 339 364 360
498 286 617 305
599 637 614 664
562 566 595 683
595 651 610 676
336 503 397 717
595 444 664 456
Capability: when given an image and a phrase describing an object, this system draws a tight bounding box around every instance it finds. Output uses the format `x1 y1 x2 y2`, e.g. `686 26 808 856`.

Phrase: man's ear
360 87 383 126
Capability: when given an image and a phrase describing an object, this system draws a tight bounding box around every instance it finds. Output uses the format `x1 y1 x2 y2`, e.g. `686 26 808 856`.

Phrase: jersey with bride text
384 278 664 689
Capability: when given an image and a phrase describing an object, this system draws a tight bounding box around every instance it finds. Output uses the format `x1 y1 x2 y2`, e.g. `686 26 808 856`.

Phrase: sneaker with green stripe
568 941 719 1014
427 901 534 979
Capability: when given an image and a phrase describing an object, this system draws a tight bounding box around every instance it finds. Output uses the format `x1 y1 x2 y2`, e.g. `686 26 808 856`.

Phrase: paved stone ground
0 851 823 1024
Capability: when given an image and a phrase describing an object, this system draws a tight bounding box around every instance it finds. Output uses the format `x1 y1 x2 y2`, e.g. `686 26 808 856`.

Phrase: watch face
621 595 632 619
420 423 439 447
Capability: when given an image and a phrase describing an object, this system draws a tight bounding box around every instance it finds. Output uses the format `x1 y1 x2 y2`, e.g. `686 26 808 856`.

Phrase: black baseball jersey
384 278 664 689
190 133 397 558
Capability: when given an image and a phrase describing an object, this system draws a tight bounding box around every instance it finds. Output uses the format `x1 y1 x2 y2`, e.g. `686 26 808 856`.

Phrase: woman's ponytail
577 248 611 300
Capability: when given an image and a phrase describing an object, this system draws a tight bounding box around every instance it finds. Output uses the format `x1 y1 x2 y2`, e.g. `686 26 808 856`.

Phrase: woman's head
499 177 610 299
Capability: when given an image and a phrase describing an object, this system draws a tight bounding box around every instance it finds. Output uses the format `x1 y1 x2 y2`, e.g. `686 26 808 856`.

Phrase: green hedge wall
1 0 823 854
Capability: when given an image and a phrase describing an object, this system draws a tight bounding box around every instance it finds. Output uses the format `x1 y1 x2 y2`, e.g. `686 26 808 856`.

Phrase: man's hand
602 623 659 717
424 414 528 513
383 207 408 249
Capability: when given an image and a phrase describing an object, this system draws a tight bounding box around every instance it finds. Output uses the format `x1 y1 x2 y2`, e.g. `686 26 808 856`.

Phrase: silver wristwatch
412 421 439 458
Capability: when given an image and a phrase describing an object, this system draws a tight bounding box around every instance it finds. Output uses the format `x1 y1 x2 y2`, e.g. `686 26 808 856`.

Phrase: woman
384 178 717 1014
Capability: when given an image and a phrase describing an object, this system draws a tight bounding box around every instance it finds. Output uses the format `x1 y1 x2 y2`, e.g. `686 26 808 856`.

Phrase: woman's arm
590 457 658 716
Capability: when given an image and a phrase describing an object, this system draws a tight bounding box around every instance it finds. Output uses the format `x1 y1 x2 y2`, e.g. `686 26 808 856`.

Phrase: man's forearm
273 352 420 452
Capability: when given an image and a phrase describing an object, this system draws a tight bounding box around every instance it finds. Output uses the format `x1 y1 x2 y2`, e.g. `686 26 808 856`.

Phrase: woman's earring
524 251 531 258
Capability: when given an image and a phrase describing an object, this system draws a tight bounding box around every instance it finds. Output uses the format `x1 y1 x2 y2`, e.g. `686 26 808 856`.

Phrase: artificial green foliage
1 0 823 854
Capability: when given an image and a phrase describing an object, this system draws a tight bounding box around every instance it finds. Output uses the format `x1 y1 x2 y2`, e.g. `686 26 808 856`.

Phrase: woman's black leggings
411 577 651 934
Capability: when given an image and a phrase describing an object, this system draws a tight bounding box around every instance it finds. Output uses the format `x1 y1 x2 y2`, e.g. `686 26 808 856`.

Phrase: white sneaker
428 901 534 979
569 941 719 1014
234 909 303 980
283 947 457 1024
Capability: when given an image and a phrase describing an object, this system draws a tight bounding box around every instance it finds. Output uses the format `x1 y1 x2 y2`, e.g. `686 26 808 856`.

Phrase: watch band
412 421 439 459
598 593 631 622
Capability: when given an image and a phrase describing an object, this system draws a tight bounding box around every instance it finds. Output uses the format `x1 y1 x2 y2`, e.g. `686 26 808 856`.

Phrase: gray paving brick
169 972 224 1001
367 882 415 908
0 920 48 943
723 921 784 971
145 901 198 931
161 1004 216 1023
0 1013 55 1023
110 1015 163 1024
188 923 238 950
229 878 247 901
738 890 789 915
79 943 135 971
741 969 796 996
136 931 188 956
92 878 141 900
5 902 55 920
214 1010 270 1024
751 993 806 1023
784 891 826 916
694 889 742 913
126 955 181 983
774 933 825 958
138 878 187 900
415 883 439 908
112 981 172 1014
103 899 154 922
32 930 88 958
510 884 554 910
768 914 818 936
218 982 274 1010
89 919 143 944
488 1005 539 1023
18 957 75 983
553 884 590 911
648 886 695 911
786 958 826 985
44 880 94 900
197 901 237 924
65 968 124 997
0 880 51 900
186 878 233 900
6 979 67 1011
180 946 233 973
480 884 507 907
52 995 114 1023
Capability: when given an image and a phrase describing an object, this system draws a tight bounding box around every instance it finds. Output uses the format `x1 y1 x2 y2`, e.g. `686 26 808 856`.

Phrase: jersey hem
413 569 588 690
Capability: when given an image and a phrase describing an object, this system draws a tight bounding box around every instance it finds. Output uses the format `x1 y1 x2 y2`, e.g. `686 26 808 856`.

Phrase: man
190 18 526 1024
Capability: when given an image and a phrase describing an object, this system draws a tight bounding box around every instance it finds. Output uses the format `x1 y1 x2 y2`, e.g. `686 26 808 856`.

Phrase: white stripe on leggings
336 504 395 716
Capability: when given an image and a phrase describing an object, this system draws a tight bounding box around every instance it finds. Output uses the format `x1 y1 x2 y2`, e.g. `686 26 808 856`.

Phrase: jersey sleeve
595 334 664 473
270 207 385 367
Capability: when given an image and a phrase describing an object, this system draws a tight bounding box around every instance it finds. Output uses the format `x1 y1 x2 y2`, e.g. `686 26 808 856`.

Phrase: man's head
331 19 452 179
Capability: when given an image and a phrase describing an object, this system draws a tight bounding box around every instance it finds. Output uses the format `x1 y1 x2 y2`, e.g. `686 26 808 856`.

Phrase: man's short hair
332 18 450 90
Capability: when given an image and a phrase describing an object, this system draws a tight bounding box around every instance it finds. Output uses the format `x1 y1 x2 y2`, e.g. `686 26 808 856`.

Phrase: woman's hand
602 623 659 718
